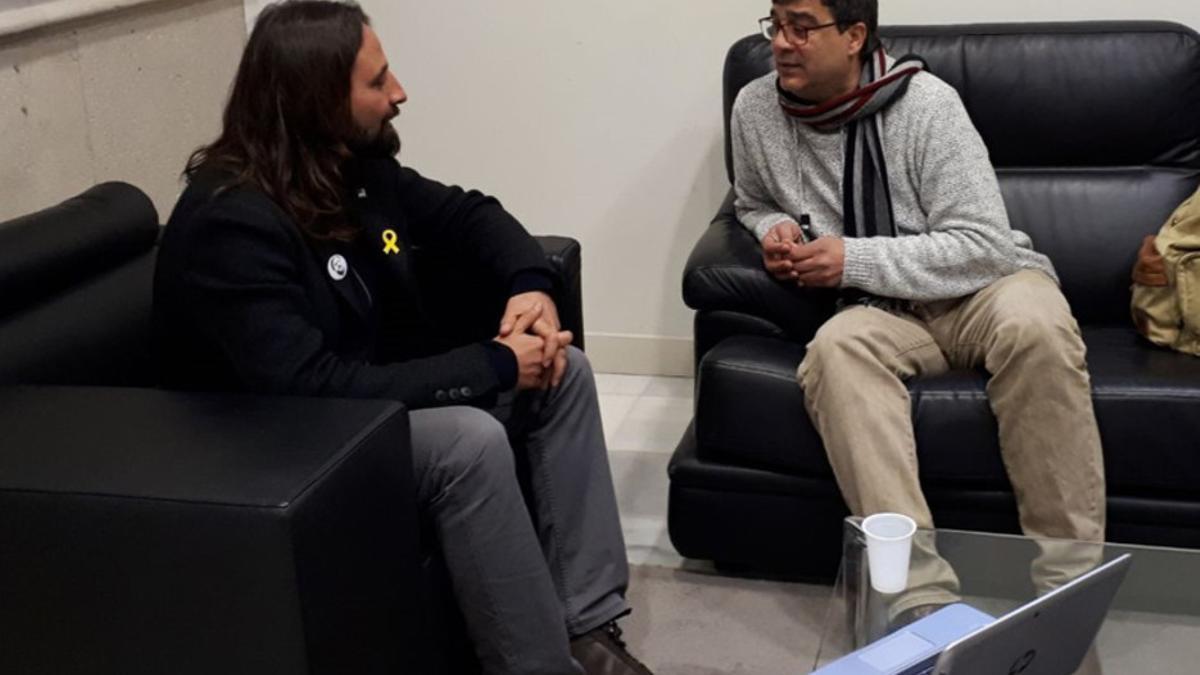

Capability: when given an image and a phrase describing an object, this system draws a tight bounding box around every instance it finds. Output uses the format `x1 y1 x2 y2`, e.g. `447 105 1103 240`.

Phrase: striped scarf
777 47 926 308
777 47 926 238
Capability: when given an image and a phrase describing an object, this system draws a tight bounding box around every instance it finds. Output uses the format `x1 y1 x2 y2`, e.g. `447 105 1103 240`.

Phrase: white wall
242 0 269 31
345 2 1200 374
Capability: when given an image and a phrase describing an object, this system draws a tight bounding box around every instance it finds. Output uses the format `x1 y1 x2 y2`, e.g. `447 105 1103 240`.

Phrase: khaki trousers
798 270 1107 612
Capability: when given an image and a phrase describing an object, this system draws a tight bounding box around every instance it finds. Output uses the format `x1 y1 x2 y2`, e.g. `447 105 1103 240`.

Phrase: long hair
185 1 369 240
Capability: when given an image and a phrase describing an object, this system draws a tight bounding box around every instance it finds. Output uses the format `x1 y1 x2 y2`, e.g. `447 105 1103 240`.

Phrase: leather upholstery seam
0 487 296 509
703 362 801 383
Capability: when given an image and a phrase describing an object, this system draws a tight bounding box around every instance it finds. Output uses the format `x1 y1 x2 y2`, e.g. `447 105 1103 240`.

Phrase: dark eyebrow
784 10 821 24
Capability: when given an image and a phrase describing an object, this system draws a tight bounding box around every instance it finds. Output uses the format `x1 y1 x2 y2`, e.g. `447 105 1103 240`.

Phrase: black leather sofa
0 182 584 673
671 22 1200 580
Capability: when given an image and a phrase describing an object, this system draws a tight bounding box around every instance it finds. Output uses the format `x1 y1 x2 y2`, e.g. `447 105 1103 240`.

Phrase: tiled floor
596 372 827 673
595 373 696 568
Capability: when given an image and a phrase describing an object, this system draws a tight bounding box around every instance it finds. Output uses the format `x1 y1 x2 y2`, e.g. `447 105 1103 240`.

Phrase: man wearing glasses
731 0 1107 619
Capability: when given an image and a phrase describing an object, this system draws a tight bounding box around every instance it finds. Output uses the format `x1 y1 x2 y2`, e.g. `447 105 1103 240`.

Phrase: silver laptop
932 553 1132 675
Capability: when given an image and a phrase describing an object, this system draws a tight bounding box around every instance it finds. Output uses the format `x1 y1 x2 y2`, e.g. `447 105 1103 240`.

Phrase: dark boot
569 621 653 675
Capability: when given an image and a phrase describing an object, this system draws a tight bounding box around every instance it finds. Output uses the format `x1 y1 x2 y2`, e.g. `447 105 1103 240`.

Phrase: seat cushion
695 328 1200 497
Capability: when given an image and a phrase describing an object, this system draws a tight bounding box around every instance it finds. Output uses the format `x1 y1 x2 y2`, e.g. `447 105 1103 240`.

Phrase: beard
347 119 401 159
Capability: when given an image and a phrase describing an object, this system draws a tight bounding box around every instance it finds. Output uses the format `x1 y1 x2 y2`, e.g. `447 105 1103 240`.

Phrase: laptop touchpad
858 632 935 671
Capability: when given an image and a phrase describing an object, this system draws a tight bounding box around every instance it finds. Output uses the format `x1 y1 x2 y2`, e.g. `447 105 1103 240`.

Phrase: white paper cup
862 513 917 594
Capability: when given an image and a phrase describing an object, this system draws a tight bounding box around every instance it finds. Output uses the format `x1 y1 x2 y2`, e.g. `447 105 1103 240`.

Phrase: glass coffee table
813 517 1200 673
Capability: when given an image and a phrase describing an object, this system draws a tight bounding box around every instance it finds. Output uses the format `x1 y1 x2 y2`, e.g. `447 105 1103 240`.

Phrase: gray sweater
731 70 1056 302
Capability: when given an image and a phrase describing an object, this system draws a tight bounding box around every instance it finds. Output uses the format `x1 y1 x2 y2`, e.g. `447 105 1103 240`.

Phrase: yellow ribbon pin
381 229 401 255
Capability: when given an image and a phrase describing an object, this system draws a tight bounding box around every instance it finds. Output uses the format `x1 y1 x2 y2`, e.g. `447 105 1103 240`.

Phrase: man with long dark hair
153 2 651 674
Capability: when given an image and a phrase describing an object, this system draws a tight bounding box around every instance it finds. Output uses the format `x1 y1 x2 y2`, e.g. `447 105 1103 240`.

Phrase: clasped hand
762 221 845 288
494 291 573 390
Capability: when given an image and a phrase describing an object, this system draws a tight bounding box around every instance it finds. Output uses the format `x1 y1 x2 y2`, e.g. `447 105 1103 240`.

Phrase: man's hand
763 221 802 282
500 290 561 362
540 329 573 390
498 290 572 388
790 237 845 288
495 303 548 390
500 291 561 337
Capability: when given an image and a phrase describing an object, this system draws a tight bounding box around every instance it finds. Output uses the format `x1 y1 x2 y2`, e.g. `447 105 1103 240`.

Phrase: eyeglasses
759 17 841 46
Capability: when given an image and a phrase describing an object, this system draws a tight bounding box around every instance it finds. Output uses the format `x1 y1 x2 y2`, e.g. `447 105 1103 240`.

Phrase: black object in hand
799 214 816 243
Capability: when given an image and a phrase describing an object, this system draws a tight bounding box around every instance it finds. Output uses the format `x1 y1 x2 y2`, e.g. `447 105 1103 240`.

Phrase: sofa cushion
882 23 1200 171
998 169 1199 325
695 329 1200 497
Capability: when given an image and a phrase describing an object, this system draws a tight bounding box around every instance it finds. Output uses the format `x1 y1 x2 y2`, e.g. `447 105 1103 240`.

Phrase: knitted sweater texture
732 70 1057 302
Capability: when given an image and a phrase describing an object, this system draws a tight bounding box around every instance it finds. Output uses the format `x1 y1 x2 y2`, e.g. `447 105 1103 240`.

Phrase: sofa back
0 182 159 386
723 21 1200 325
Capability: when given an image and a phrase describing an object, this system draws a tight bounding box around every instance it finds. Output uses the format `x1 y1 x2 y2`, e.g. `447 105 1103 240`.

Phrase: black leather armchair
670 22 1200 580
0 182 585 673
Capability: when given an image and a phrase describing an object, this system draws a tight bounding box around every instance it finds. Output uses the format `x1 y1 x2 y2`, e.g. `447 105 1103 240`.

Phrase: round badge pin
327 254 348 281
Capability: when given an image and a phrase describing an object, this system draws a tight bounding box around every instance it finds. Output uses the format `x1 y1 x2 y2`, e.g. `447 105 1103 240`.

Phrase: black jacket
153 156 555 409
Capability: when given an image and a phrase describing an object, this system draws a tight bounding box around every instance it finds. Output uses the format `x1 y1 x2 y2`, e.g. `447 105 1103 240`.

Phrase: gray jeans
410 346 628 675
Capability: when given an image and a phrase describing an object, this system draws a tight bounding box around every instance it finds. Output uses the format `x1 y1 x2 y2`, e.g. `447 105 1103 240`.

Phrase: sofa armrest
683 190 835 342
0 386 424 674
0 182 158 318
0 183 160 387
536 235 584 349
411 234 586 352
